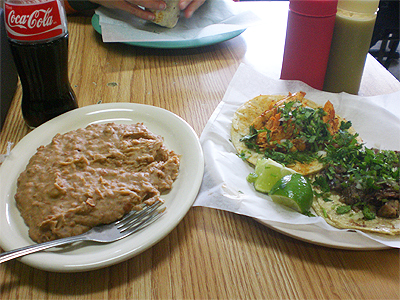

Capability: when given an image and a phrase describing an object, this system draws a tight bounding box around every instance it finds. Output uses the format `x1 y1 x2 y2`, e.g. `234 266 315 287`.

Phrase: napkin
0 142 13 164
194 63 400 249
96 0 260 43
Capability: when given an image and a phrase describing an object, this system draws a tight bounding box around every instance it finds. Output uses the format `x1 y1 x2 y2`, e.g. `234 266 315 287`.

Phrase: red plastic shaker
280 0 338 90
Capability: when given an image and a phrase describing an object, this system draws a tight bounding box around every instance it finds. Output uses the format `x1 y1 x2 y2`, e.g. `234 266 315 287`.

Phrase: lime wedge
252 158 296 193
269 173 313 213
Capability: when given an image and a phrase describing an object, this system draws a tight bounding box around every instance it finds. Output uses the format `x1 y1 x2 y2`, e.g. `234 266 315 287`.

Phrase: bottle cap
337 0 379 14
290 0 338 17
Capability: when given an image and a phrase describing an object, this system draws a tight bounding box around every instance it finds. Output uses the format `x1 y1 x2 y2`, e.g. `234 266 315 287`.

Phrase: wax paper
194 63 400 249
95 0 259 43
0 142 13 164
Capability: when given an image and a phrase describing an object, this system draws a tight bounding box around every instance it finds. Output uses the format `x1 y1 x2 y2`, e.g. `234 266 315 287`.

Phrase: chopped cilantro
362 205 376 220
336 205 352 215
237 151 249 160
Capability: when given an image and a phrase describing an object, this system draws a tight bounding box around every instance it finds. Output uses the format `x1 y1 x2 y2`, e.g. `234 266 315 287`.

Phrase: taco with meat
231 91 358 175
311 143 400 235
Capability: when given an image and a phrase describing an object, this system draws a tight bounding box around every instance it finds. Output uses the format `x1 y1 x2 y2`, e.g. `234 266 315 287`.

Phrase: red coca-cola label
4 0 65 41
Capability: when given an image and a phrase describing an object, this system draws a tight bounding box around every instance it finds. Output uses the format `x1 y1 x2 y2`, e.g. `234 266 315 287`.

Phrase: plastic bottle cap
337 0 379 14
289 0 338 17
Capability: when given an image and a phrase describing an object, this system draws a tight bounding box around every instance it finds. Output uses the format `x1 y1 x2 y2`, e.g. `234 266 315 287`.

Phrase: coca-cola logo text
4 0 65 42
7 8 55 30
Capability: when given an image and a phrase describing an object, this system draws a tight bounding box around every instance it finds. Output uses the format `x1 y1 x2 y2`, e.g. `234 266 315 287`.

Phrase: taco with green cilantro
231 91 358 175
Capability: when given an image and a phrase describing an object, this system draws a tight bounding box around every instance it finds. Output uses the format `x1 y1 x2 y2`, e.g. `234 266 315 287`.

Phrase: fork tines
116 201 164 233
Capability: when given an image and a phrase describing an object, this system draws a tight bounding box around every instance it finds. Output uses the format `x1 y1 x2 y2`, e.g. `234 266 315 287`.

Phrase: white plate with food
194 64 400 250
0 103 204 272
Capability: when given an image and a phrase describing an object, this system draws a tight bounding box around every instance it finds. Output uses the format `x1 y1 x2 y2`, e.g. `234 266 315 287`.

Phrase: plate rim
0 103 204 272
91 13 246 49
256 219 390 250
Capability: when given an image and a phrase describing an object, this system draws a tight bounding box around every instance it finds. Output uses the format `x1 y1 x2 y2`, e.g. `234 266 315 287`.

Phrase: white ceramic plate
0 103 204 272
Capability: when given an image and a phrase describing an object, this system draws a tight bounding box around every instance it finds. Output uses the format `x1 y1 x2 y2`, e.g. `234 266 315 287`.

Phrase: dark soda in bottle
4 0 77 128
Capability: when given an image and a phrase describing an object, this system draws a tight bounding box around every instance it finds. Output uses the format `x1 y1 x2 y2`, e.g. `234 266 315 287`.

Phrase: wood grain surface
1 2 399 299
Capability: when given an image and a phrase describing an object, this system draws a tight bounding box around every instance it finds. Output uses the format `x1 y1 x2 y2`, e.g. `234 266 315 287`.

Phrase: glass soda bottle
3 0 78 128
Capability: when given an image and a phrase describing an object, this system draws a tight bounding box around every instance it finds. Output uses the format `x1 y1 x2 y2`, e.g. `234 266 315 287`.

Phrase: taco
312 146 400 235
231 91 358 175
313 191 400 235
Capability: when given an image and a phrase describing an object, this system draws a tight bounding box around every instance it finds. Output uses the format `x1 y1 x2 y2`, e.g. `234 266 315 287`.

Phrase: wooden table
1 2 399 299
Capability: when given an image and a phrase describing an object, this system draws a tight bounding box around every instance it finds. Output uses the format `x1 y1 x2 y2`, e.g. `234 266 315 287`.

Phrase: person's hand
90 0 166 21
91 0 206 21
179 0 206 18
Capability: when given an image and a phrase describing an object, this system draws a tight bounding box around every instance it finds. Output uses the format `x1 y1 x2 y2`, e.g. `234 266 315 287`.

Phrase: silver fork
0 201 165 264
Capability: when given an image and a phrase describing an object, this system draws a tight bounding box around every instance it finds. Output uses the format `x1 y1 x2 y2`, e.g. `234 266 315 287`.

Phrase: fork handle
0 235 84 264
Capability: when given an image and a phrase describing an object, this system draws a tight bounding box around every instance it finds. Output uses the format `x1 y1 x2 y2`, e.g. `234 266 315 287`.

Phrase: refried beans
15 123 180 243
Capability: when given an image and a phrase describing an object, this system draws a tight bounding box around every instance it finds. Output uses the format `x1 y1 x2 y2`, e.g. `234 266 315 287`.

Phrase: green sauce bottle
323 0 379 94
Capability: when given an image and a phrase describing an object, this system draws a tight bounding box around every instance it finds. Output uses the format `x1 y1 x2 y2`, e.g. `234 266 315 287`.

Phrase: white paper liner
95 0 260 42
0 142 14 164
194 63 400 249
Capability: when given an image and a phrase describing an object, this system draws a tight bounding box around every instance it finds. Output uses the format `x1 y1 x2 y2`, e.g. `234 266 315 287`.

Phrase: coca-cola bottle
3 0 77 128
